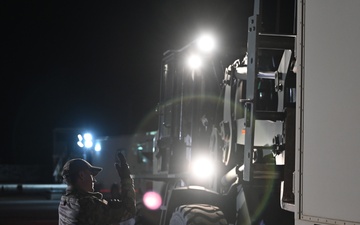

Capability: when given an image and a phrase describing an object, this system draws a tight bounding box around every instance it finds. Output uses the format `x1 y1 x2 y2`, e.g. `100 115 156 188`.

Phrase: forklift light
188 54 202 69
196 34 215 53
190 156 215 179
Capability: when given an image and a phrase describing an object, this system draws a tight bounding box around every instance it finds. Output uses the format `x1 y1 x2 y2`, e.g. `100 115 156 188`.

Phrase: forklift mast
156 48 222 175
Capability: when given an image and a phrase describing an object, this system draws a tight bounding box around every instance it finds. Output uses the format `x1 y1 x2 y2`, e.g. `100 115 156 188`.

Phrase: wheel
169 204 228 225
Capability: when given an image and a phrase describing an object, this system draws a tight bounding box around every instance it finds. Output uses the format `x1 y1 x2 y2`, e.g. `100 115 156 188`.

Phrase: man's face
78 169 96 192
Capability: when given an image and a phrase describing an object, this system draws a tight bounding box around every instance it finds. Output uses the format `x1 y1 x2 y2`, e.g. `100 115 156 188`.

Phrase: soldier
58 152 136 225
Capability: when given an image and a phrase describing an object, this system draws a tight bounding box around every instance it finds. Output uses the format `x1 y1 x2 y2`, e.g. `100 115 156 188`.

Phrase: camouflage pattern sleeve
119 177 136 220
76 178 136 225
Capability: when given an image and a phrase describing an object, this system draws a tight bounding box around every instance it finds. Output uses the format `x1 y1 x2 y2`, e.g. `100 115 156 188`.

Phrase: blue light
94 142 101 152
83 133 93 148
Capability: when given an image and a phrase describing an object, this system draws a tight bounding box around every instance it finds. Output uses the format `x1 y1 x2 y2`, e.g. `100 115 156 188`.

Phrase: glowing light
190 156 215 179
78 134 83 141
83 133 92 140
77 134 84 147
143 191 162 210
188 54 202 69
83 133 93 148
196 34 215 53
94 142 101 152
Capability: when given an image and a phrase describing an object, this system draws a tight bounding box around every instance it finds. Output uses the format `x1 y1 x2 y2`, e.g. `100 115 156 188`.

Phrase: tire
169 204 228 225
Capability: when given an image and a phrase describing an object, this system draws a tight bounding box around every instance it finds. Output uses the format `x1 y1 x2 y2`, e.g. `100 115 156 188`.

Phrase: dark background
1 0 296 183
1 1 253 176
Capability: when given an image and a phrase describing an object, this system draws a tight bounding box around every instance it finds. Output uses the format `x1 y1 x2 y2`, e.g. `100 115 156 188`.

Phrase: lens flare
143 191 162 210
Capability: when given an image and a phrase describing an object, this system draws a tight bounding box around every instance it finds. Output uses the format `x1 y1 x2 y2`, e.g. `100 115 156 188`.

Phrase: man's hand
115 152 131 179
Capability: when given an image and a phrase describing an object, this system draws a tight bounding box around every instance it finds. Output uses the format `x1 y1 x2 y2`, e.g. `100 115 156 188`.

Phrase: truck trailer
135 1 360 225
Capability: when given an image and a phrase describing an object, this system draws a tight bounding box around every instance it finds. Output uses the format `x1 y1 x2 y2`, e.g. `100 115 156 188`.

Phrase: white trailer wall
297 0 360 224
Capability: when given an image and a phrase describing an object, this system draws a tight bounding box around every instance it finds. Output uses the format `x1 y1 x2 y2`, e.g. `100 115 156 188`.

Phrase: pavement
0 184 64 225
0 196 59 225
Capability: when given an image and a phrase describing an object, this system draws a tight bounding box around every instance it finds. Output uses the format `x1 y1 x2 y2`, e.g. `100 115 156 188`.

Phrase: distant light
196 34 215 53
83 133 92 140
84 141 93 148
188 54 202 69
77 134 84 148
77 141 84 148
143 191 162 210
77 134 83 141
137 146 143 151
149 131 157 135
83 133 93 149
94 142 101 152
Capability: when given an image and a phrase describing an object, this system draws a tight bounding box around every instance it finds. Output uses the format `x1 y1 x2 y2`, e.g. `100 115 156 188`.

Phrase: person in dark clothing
58 152 136 225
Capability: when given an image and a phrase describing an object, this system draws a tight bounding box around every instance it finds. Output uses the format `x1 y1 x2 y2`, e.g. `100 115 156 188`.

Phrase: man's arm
77 191 135 225
115 152 136 219
77 153 136 224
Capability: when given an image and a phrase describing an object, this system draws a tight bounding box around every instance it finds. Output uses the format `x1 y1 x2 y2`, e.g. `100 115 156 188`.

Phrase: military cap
62 158 102 177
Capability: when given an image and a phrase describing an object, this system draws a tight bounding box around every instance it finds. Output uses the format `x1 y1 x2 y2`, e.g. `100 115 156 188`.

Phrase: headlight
190 156 215 179
196 33 215 53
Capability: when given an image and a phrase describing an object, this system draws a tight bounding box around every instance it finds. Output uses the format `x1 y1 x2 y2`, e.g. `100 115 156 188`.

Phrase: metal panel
298 0 360 224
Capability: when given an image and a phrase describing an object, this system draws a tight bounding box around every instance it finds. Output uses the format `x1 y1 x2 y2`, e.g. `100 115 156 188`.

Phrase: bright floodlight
196 34 215 53
188 54 202 69
94 142 101 152
77 134 84 148
190 156 215 179
83 133 93 148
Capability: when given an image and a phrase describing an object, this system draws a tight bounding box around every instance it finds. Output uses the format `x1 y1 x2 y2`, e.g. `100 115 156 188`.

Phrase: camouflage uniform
58 177 136 225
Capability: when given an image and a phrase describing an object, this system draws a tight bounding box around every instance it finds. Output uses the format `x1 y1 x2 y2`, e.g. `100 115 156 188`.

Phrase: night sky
1 1 253 166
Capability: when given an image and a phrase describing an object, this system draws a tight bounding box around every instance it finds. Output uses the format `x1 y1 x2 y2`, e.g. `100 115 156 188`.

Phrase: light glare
196 34 215 52
143 191 162 210
94 142 101 152
190 157 215 179
77 134 84 147
83 133 93 148
188 54 202 69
